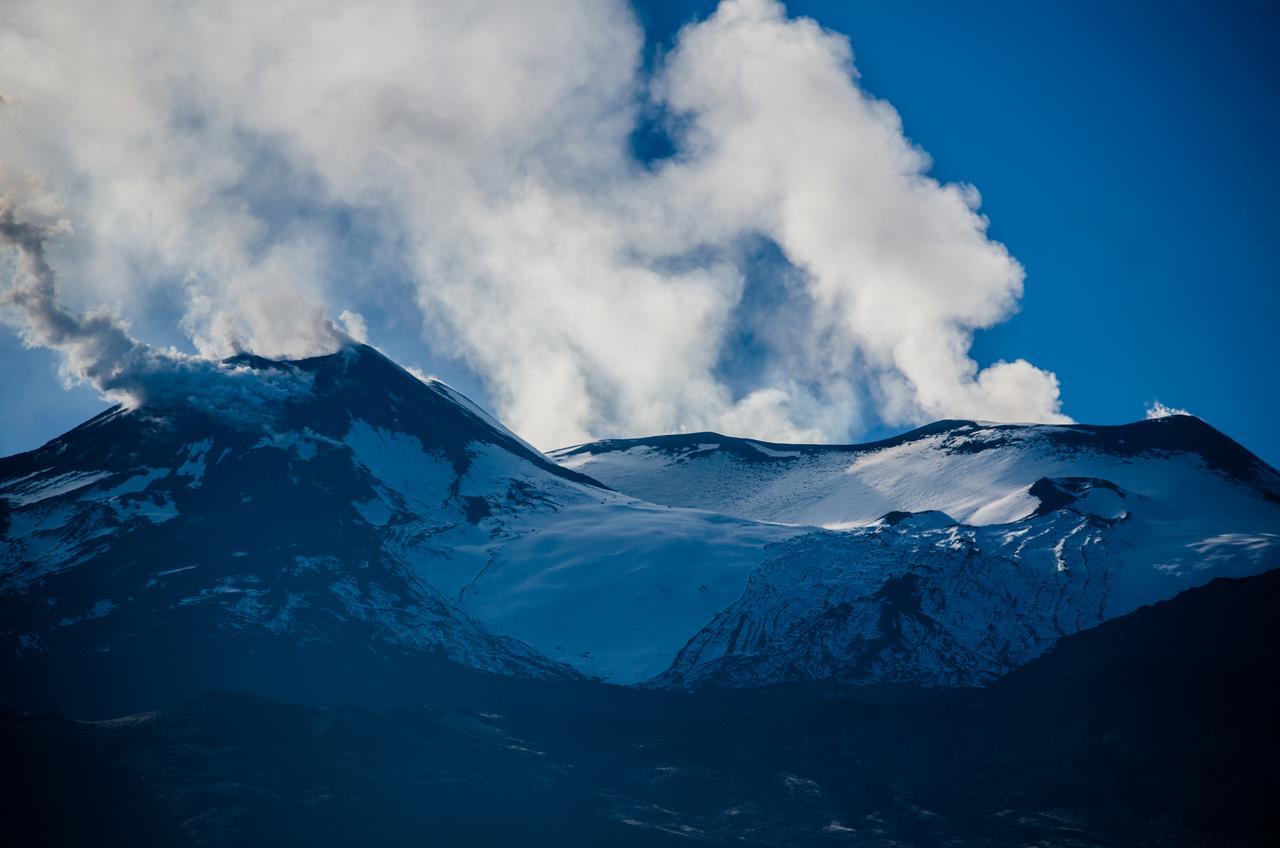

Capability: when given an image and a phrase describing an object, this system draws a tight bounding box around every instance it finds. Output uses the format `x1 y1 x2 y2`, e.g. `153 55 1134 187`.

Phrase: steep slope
0 345 793 713
0 346 590 714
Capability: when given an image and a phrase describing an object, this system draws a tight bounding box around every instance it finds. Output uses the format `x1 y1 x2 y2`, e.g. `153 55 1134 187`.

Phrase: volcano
2 345 1278 716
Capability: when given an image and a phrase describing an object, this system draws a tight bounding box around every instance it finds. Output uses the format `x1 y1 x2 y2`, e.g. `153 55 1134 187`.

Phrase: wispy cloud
0 0 1068 447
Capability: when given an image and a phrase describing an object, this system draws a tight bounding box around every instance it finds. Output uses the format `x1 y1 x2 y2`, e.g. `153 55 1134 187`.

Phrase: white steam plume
0 201 316 413
0 0 1069 448
1146 400 1192 420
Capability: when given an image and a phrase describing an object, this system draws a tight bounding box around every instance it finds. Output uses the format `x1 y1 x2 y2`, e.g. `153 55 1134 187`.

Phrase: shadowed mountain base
4 570 1277 847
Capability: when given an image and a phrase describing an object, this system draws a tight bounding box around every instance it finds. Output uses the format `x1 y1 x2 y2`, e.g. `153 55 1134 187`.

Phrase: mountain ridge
2 344 1277 715
551 412 1280 528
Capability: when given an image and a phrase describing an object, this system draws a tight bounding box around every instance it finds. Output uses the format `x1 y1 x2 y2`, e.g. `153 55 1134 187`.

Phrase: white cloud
0 0 1069 448
1146 400 1192 420
338 310 369 345
0 200 315 417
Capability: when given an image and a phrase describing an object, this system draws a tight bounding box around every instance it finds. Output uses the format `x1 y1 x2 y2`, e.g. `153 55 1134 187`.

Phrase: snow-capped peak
2 346 1277 716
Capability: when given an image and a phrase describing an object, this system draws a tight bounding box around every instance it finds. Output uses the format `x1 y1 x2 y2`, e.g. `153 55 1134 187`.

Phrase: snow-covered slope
0 345 792 704
551 419 1280 530
552 419 1280 688
0 347 588 697
3 346 1278 711
658 503 1278 688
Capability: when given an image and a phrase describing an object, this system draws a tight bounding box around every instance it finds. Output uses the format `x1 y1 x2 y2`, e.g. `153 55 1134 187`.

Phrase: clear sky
2 0 1277 465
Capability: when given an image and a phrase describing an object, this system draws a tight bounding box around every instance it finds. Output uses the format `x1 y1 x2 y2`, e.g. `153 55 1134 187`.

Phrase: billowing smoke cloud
0 0 1069 448
0 201 315 414
0 203 136 395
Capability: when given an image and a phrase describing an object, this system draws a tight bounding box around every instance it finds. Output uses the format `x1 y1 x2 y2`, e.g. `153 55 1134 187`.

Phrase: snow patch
353 497 394 526
1186 533 1279 570
176 439 213 488
343 420 456 511
156 565 197 577
746 441 801 459
2 469 113 506
112 492 180 524
88 468 171 500
253 430 328 460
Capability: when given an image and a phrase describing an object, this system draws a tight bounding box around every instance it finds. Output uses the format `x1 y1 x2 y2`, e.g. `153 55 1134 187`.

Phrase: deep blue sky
633 0 1280 464
3 0 1278 466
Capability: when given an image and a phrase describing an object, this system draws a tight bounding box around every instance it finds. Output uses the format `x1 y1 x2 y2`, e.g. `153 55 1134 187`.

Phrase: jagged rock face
2 345 1278 714
657 510 1125 688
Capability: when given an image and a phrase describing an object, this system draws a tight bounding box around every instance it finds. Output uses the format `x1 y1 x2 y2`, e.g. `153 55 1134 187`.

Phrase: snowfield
551 420 1280 531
